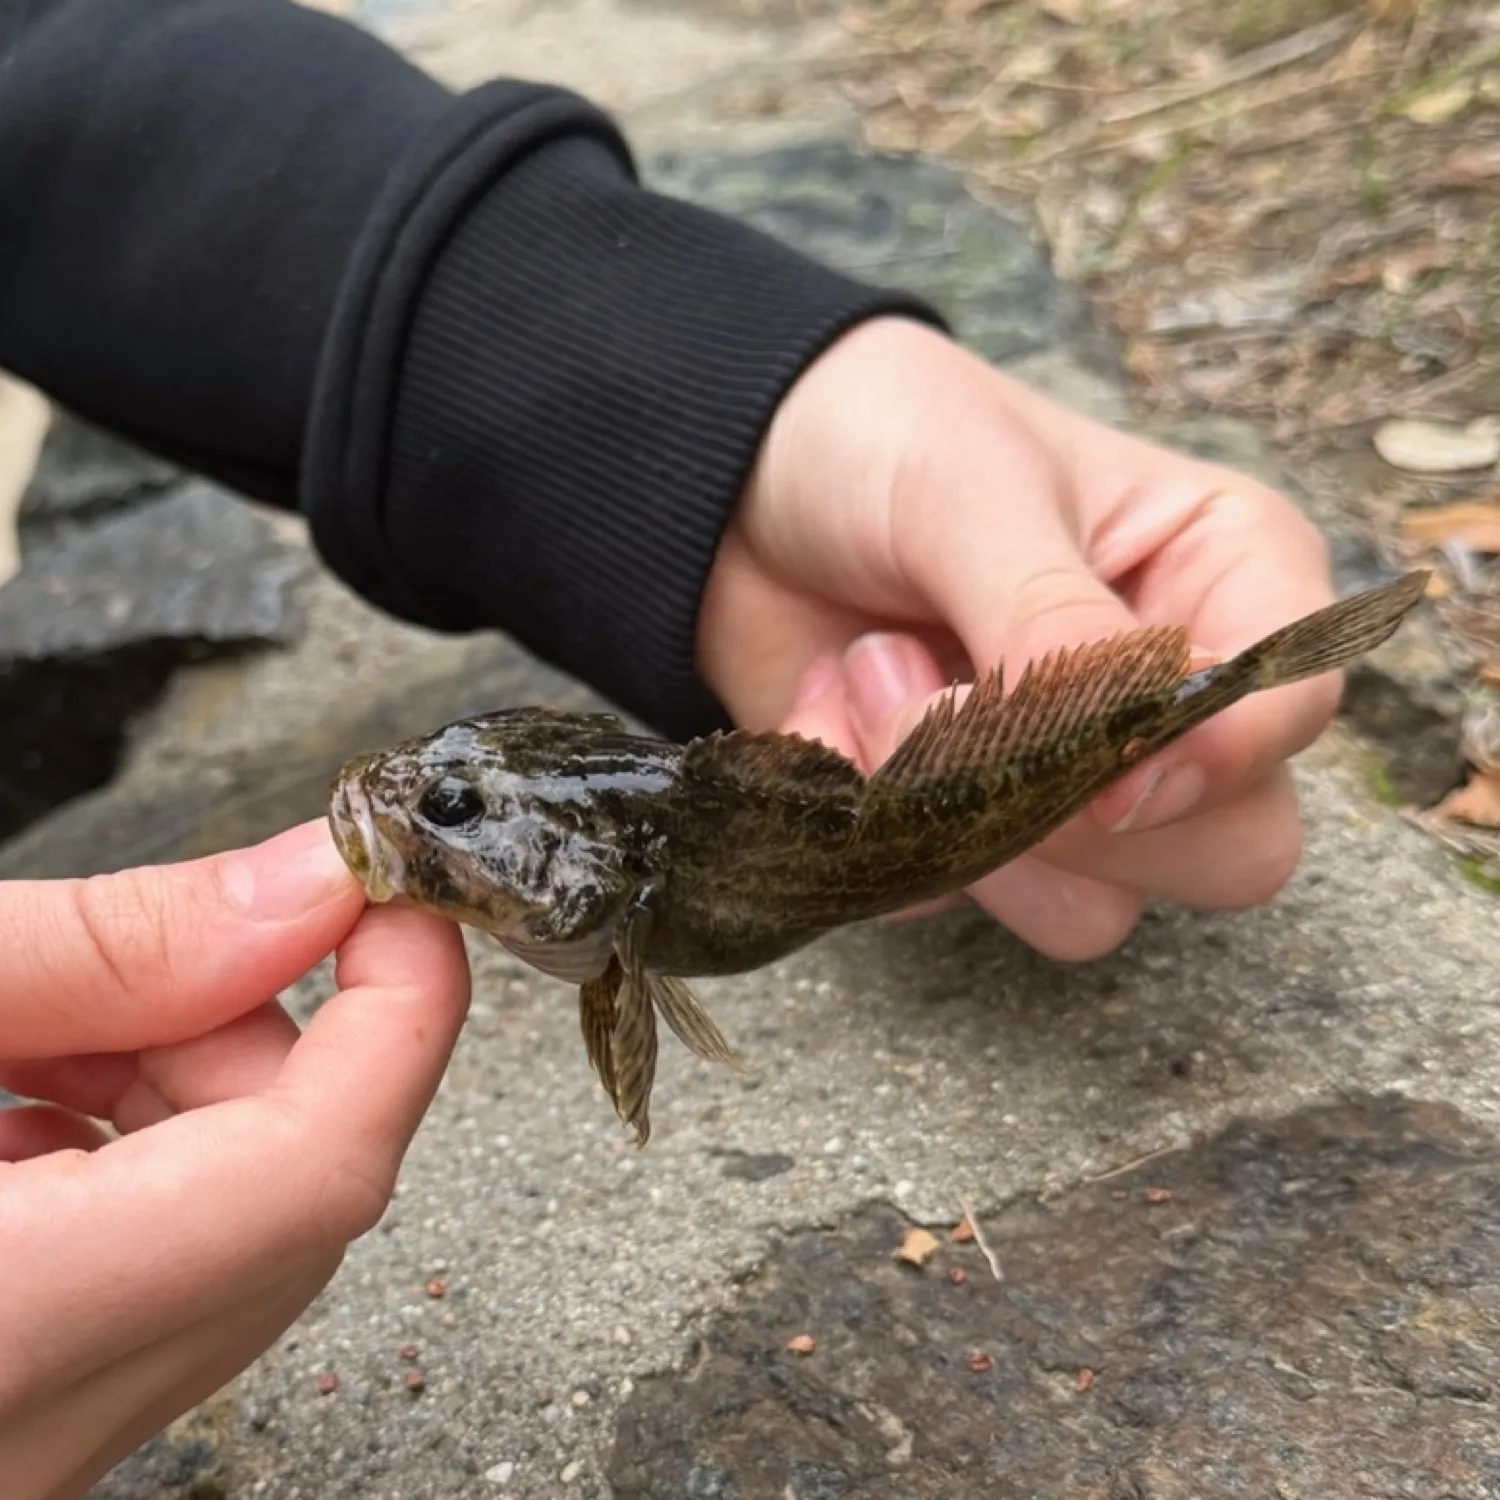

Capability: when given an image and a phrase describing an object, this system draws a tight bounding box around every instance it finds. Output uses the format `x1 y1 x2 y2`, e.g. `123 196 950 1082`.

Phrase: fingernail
1105 762 1208 835
791 653 844 711
221 821 359 921
844 633 926 733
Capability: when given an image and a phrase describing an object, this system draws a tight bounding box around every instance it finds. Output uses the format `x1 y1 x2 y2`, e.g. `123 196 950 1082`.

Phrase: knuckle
68 871 172 1002
258 1093 397 1252
316 1157 397 1246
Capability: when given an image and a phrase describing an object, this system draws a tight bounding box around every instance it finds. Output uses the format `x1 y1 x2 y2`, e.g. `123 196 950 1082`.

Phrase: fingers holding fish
1036 765 1305 912
0 821 362 1059
1091 479 1341 835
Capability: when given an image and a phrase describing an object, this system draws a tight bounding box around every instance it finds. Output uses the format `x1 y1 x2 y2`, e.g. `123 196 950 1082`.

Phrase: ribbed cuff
303 83 946 740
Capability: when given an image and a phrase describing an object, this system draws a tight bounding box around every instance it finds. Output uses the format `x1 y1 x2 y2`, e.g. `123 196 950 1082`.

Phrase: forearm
0 0 942 738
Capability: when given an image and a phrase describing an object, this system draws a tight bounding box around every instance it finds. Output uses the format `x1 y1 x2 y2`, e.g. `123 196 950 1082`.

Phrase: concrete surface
0 0 1486 1494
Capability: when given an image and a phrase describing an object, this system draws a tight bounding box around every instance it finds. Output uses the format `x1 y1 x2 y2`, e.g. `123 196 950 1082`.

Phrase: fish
328 569 1428 1145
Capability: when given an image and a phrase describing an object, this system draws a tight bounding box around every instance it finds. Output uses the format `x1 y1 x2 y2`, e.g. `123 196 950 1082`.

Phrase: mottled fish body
329 571 1428 1144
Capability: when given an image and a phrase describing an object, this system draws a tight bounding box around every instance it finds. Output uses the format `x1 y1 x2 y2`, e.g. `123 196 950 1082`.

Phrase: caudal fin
1245 570 1429 690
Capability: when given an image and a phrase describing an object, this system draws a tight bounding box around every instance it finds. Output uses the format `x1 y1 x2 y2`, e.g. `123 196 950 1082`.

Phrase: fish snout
329 774 402 902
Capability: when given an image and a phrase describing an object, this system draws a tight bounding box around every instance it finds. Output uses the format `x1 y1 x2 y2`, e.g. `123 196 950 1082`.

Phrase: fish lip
330 779 404 903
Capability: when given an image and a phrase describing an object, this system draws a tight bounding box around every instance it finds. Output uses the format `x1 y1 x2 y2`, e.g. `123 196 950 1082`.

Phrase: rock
1373 416 1500 474
0 483 309 844
0 635 587 879
645 142 1122 378
609 1096 1500 1498
18 409 181 550
1327 532 1468 805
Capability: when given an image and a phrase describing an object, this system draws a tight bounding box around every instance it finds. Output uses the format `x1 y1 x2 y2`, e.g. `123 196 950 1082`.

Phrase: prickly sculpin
328 571 1427 1144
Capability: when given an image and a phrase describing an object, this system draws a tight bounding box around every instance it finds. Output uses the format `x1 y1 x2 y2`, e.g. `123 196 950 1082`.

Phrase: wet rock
0 636 588 879
0 483 309 844
609 1095 1500 1498
18 410 180 550
1327 533 1467 805
646 142 1122 377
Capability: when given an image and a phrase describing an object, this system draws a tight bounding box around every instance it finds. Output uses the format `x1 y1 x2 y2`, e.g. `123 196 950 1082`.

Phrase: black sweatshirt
0 0 943 740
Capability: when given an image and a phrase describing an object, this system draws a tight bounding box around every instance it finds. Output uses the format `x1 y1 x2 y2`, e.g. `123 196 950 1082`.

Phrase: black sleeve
0 0 944 740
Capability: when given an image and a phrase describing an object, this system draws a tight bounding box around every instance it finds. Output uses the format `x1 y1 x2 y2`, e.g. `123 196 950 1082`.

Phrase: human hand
0 822 470 1500
698 316 1338 961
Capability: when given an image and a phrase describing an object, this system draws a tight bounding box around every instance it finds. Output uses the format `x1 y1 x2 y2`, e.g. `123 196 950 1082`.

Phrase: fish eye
418 777 486 829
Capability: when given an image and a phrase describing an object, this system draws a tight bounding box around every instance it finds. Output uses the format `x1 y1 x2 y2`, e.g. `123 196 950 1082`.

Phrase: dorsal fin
872 625 1192 789
681 728 866 802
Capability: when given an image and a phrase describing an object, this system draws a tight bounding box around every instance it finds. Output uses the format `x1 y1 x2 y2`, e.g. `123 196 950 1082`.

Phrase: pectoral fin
611 967 660 1148
579 957 623 1109
583 886 745 1148
579 957 660 1148
648 973 741 1071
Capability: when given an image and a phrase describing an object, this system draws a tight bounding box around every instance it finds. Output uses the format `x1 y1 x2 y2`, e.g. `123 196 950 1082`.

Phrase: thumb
1 821 364 1058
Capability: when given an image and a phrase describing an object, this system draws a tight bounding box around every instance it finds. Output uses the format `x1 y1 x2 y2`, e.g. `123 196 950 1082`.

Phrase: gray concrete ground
0 0 1492 1494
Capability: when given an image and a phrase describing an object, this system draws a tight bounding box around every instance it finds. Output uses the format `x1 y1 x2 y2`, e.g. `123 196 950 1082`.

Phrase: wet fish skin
328 570 1429 1144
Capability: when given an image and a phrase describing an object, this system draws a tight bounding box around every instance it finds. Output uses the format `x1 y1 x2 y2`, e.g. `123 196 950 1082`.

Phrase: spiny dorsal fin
681 728 865 807
872 625 1192 790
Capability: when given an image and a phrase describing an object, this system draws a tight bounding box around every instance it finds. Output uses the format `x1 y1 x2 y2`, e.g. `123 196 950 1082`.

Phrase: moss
1459 857 1500 897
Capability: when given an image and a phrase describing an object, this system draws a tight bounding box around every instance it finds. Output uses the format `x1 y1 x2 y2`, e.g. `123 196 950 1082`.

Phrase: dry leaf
1433 770 1500 829
1397 77 1476 125
1425 142 1500 189
784 1333 817 1355
1033 0 1088 21
894 1227 941 1267
1481 662 1500 690
1376 417 1500 474
951 1219 976 1244
1401 500 1500 554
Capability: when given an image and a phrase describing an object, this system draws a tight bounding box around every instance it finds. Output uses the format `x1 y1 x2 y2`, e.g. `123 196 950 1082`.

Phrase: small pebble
571 1390 591 1408
316 1372 339 1397
785 1333 817 1355
399 1344 420 1361
425 1276 450 1299
947 1267 969 1285
1076 1368 1096 1394
561 1460 582 1483
1143 1187 1173 1205
405 1370 426 1393
968 1351 993 1374
485 1460 515 1485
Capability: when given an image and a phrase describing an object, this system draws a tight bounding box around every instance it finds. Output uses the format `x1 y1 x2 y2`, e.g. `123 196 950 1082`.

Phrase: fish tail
849 571 1428 906
1230 569 1429 691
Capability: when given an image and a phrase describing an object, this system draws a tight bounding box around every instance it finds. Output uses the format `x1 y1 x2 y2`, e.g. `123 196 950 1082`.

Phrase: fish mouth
329 778 407 903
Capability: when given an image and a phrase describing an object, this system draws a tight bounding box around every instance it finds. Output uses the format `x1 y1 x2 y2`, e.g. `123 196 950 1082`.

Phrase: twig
1097 13 1359 126
958 1197 1002 1282
1087 1143 1187 1184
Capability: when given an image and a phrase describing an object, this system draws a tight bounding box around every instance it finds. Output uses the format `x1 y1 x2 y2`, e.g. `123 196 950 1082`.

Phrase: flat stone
18 410 180 550
0 635 588 879
609 1095 1500 1498
0 483 309 844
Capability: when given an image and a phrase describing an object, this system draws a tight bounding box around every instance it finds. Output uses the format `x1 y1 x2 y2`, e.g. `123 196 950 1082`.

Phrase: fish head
327 707 675 945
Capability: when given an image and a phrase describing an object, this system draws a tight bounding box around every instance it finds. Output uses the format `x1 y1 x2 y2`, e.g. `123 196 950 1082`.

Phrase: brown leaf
894 1227 942 1267
1401 500 1500 554
1481 662 1500 691
951 1219 976 1244
1423 143 1500 190
1433 771 1500 829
